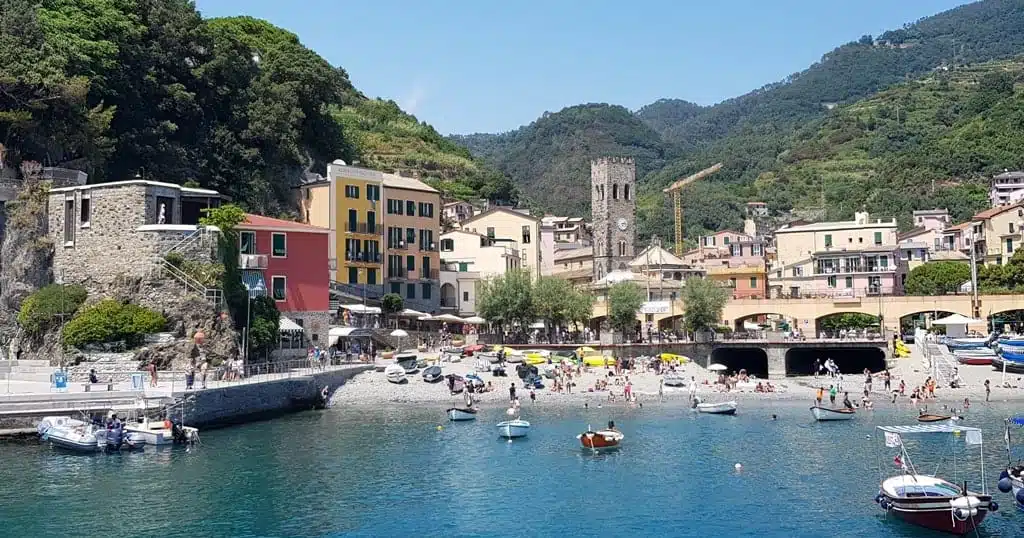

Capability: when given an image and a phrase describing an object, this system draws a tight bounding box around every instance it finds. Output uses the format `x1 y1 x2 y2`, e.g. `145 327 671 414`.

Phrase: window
155 196 174 224
824 234 832 247
406 283 415 299
486 227 495 239
366 184 380 201
406 227 415 245
367 211 376 233
441 238 454 252
612 184 618 199
418 202 435 218
880 256 888 268
421 283 432 299
406 255 415 271
422 256 431 277
728 278 736 288
624 184 630 200
845 276 853 288
348 209 357 232
749 277 757 288
406 201 415 216
348 267 358 284
723 236 730 244
618 240 626 256
271 233 287 257
522 225 531 244
874 231 882 246
1007 238 1015 254
345 185 359 198
390 282 401 294
387 199 404 215
271 276 286 301
1011 222 1016 234
80 198 90 227
827 275 837 288
239 231 256 255
458 262 468 272
463 291 469 301
752 244 763 256
858 237 863 243
63 199 75 244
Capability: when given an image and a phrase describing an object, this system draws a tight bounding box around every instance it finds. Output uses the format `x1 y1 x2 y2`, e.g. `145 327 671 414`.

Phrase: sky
195 0 971 135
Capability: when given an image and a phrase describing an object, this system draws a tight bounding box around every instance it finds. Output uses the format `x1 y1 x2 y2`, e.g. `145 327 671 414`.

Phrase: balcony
388 242 408 251
814 264 897 275
345 251 382 264
420 242 438 252
345 222 378 234
238 253 268 269
388 267 408 279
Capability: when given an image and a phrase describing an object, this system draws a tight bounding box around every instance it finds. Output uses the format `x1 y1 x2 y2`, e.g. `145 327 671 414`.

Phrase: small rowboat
918 413 959 424
810 406 856 421
446 407 477 421
696 401 737 415
956 355 994 366
577 422 623 451
497 419 530 438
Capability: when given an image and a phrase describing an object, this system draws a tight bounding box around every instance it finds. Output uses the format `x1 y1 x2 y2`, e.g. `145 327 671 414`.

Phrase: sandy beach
330 346 1024 410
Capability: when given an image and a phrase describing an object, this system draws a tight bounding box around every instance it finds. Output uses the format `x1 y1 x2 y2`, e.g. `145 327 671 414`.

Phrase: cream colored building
460 207 541 277
941 201 1024 266
439 229 521 277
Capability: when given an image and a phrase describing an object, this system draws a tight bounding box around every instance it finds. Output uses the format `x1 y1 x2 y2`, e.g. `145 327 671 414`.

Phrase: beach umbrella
390 329 409 353
463 315 486 324
708 363 728 372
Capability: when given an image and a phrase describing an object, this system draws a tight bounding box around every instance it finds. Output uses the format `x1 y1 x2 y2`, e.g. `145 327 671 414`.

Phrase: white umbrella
390 329 409 353
418 315 433 321
463 315 486 324
398 309 427 318
708 363 728 372
931 313 983 325
432 313 466 323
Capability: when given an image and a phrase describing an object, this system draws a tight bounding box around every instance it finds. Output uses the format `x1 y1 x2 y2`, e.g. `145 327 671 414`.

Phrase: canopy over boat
878 424 982 434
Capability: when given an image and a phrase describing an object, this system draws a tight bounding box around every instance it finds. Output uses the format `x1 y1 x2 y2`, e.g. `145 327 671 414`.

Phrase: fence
156 357 363 393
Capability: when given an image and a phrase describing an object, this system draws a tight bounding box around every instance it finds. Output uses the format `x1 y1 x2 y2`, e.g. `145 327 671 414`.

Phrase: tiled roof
897 226 928 241
241 213 328 233
970 201 1024 221
554 246 593 261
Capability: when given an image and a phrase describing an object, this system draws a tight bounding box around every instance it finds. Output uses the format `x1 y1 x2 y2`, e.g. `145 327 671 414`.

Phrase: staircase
0 359 54 382
158 227 223 308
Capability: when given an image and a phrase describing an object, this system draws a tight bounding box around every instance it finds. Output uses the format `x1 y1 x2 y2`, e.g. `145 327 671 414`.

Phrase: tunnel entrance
784 347 886 376
709 347 769 378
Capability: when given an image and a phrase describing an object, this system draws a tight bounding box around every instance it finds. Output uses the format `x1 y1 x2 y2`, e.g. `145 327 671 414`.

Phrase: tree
607 281 644 338
246 295 280 357
477 269 534 338
533 276 573 340
566 288 595 332
381 293 403 328
200 204 248 329
818 313 880 334
18 284 87 334
904 261 971 295
681 277 729 333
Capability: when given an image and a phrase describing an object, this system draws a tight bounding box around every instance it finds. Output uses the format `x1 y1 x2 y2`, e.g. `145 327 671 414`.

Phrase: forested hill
454 0 1024 246
0 1 514 217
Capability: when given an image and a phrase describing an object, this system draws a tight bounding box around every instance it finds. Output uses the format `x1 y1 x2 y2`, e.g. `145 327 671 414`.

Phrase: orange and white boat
577 422 624 451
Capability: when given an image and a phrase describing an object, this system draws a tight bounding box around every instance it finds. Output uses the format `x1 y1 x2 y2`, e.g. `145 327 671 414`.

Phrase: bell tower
591 157 636 282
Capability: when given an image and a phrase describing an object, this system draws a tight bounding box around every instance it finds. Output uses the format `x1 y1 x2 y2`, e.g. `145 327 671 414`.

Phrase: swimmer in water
772 414 777 420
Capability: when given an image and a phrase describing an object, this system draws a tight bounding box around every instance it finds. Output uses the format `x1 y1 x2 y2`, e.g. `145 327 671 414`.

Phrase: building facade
990 171 1024 207
237 214 331 351
383 175 441 313
591 157 636 281
459 207 540 277
442 201 475 226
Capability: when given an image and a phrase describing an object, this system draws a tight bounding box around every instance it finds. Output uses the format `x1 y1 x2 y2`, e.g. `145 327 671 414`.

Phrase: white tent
341 304 382 314
431 313 466 323
463 315 486 324
398 308 428 318
932 313 983 325
328 326 372 346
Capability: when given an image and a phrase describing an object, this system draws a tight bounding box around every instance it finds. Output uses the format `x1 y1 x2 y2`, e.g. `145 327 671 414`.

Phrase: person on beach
147 360 158 387
814 358 821 379
842 392 853 409
899 379 906 396
185 359 196 390
829 385 837 405
984 379 991 402
529 389 536 403
89 369 99 385
883 369 891 392
816 387 824 406
509 382 516 403
200 358 209 389
863 368 872 394
964 397 970 409
658 378 664 401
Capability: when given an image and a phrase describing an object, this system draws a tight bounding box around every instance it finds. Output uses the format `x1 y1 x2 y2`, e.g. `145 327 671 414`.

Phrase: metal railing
345 251 382 263
239 253 269 269
345 222 378 234
143 358 367 394
163 226 208 255
160 259 223 307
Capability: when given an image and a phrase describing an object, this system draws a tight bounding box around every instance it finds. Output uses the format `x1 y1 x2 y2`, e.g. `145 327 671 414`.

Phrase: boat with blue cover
997 416 1024 510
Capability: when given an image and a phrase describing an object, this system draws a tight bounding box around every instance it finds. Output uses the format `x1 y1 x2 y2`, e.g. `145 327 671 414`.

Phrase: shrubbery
18 284 88 334
62 300 166 349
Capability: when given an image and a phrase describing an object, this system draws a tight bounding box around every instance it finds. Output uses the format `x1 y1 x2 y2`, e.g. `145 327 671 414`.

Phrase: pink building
697 230 766 269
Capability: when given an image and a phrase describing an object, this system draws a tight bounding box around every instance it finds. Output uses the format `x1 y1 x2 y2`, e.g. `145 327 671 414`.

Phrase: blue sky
195 0 969 135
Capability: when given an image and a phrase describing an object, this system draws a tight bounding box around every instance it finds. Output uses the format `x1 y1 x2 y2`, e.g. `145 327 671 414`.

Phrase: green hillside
0 2 513 217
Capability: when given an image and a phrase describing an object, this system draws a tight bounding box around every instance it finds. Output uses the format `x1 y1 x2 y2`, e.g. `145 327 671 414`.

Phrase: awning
431 313 466 323
241 269 267 297
328 326 372 345
340 304 381 314
398 308 428 318
280 317 303 332
463 315 486 324
932 313 984 325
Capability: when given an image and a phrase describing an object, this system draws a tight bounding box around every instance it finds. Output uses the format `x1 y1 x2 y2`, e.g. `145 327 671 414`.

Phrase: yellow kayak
575 346 596 357
659 353 690 363
583 355 615 367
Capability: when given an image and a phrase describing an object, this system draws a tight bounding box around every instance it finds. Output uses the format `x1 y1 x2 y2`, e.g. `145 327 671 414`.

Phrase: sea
2 401 1023 537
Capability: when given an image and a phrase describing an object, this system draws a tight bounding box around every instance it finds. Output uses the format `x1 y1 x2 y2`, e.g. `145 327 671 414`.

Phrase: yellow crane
662 163 723 256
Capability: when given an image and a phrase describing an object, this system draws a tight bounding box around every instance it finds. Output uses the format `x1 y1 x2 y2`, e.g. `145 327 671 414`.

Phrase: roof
931 251 969 261
876 424 981 434
970 201 1024 221
240 213 329 234
630 245 687 267
912 209 949 216
381 173 438 193
944 222 971 232
48 179 223 197
460 206 540 225
897 227 928 241
994 171 1024 180
554 246 593 262
443 200 472 207
776 218 897 233
551 268 592 280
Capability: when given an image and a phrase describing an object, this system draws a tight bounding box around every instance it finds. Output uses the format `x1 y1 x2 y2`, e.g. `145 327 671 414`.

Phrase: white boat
446 407 477 421
504 350 524 363
38 416 104 452
663 373 686 387
474 358 491 372
810 406 856 421
384 364 407 384
696 401 737 415
124 417 199 446
497 419 530 438
478 351 501 364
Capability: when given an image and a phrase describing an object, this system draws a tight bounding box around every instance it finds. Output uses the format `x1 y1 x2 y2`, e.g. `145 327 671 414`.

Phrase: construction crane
663 163 723 256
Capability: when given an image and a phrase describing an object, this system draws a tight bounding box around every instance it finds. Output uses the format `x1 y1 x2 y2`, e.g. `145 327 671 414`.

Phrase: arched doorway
899 310 954 342
440 283 456 310
990 309 1024 334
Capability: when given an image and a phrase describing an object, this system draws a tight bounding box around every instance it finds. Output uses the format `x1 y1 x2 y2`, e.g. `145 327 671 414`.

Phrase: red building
237 214 330 353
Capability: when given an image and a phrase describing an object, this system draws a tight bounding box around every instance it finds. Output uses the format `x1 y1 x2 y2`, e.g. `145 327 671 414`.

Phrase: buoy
998 477 1012 493
506 408 515 416
734 463 742 472
436 425 443 431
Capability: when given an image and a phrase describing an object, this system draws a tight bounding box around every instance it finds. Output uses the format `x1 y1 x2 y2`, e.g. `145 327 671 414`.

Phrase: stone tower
591 157 636 282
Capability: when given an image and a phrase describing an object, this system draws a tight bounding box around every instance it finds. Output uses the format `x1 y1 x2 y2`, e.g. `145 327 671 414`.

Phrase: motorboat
918 413 960 424
695 400 737 415
396 353 419 373
422 365 444 383
445 374 465 394
474 358 492 373
578 422 624 451
992 356 1024 374
446 407 477 421
997 416 1024 510
810 406 856 421
663 372 686 387
38 416 141 453
955 349 995 366
477 351 501 364
384 364 408 384
874 424 995 534
497 419 530 438
125 417 199 446
944 336 990 351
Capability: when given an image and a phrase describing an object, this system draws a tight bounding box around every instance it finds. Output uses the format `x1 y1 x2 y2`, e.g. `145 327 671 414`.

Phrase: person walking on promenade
147 360 158 387
883 369 891 392
185 358 196 390
814 358 821 379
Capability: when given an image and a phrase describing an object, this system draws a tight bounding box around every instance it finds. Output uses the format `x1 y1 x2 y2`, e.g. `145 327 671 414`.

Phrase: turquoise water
2 402 1024 537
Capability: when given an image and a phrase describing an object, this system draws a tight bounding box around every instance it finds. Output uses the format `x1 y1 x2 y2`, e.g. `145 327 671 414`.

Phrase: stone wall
590 157 636 280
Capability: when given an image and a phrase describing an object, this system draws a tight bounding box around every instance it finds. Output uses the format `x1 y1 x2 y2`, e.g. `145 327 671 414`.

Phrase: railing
420 242 438 252
163 226 207 255
814 265 897 275
329 281 385 301
345 251 382 263
155 358 368 393
388 267 409 279
388 242 408 250
238 253 268 269
768 286 901 300
160 259 223 308
345 222 378 234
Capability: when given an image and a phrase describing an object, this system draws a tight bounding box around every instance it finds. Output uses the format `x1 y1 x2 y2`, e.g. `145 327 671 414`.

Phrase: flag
893 454 903 468
885 431 901 448
965 429 983 446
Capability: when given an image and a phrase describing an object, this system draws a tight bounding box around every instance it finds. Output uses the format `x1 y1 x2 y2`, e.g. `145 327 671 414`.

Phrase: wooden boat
663 372 686 387
445 374 465 394
384 364 407 384
446 407 477 421
992 356 1024 374
875 424 995 535
578 422 623 451
462 344 485 356
696 401 737 415
956 353 994 366
918 413 959 424
421 365 444 383
497 419 530 438
810 406 856 421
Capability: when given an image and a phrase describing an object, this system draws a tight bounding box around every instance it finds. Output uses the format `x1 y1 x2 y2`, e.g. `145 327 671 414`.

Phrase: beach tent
932 313 984 338
398 309 428 318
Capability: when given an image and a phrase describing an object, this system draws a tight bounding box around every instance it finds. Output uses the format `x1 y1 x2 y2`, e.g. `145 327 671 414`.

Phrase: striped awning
877 425 982 434
240 269 267 297
280 317 303 332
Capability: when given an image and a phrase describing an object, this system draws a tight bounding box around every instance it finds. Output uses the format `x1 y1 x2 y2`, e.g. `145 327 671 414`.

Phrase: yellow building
459 207 541 278
299 160 384 286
